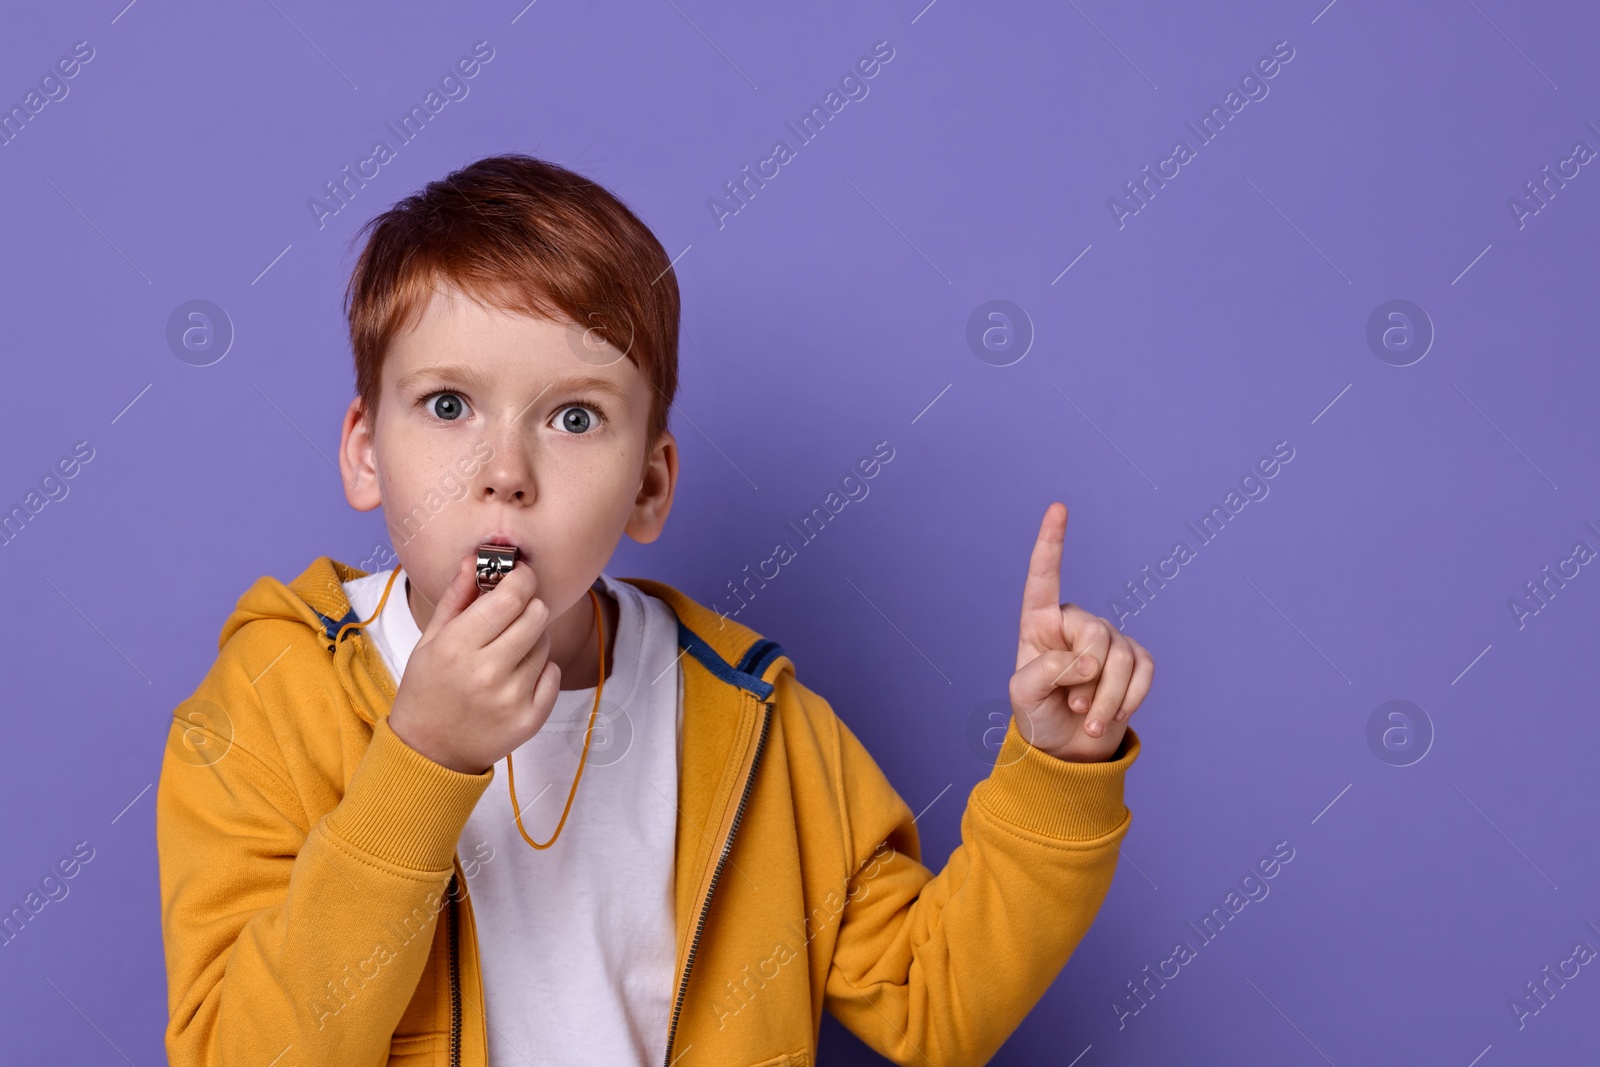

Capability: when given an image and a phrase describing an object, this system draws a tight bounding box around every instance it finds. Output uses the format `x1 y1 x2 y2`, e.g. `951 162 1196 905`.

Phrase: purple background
3 0 1598 1063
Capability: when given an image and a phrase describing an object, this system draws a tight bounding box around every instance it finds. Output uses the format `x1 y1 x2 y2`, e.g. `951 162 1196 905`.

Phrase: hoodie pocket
385 1030 441 1065
744 1051 809 1067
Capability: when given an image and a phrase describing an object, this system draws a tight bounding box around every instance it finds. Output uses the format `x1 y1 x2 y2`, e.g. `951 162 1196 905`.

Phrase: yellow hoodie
157 557 1141 1067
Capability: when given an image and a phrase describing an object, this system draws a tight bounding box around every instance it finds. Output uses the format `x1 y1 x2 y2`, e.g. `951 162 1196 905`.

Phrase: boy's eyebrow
548 374 631 403
395 365 629 404
394 364 498 393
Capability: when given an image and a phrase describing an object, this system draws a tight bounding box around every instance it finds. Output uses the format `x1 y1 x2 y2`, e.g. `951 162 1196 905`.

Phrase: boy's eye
554 404 601 435
425 393 468 421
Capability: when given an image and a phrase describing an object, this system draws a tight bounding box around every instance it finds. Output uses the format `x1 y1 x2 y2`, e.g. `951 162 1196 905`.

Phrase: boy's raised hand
387 550 563 775
1008 502 1154 763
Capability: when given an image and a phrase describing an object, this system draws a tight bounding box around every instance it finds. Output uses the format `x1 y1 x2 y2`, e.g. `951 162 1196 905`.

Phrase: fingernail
1087 721 1102 737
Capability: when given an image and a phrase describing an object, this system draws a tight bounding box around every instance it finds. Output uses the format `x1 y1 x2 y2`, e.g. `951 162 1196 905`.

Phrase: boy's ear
625 429 678 544
339 396 382 512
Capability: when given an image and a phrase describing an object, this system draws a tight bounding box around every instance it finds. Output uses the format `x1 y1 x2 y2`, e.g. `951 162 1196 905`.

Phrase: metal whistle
475 544 518 593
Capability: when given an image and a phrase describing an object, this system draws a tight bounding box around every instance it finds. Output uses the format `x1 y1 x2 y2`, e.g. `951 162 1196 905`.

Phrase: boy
157 154 1152 1067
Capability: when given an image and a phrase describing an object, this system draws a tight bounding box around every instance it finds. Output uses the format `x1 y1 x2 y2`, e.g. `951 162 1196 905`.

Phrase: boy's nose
481 473 529 502
478 436 534 502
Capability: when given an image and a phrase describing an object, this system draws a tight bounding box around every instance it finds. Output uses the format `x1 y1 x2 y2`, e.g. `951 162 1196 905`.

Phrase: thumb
418 551 480 645
1010 647 1097 709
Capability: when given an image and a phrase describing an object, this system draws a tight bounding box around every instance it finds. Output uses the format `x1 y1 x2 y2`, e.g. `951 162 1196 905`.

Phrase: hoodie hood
220 557 374 651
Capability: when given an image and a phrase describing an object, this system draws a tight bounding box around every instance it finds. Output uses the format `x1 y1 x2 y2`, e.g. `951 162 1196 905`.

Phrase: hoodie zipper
448 872 463 1067
661 701 773 1067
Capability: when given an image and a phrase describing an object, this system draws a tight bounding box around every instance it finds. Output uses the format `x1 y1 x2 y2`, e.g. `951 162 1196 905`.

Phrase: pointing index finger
1020 502 1066 621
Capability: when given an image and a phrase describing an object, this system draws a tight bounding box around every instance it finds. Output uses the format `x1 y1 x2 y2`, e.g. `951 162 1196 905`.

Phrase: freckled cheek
377 466 434 514
543 459 632 532
544 465 608 509
386 431 467 489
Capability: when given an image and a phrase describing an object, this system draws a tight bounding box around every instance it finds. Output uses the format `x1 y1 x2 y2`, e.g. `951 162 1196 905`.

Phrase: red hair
342 154 678 445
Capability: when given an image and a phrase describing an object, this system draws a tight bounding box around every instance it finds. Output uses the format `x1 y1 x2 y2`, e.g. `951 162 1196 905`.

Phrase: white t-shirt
343 568 683 1066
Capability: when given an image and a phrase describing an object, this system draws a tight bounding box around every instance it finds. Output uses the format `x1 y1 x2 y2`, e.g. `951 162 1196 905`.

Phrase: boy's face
338 281 677 632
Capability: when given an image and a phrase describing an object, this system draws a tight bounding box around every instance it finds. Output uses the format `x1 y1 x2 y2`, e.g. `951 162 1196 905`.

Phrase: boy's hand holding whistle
387 544 561 775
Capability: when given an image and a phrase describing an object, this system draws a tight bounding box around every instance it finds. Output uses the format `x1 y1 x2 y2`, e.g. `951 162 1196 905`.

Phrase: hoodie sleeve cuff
323 715 496 872
972 720 1141 842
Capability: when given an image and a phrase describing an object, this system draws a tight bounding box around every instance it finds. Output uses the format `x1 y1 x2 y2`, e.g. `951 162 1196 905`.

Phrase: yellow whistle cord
508 586 605 851
335 565 404 646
